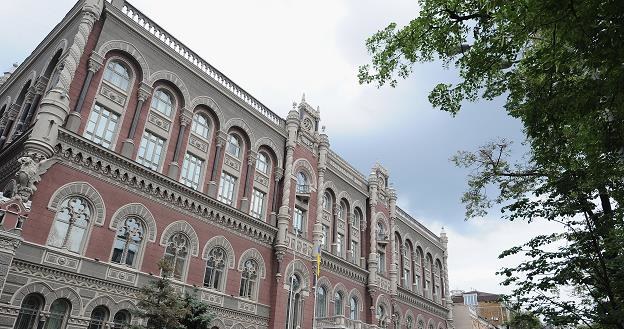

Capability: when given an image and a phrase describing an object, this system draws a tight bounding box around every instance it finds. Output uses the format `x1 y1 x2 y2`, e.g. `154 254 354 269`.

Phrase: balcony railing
110 0 285 127
316 316 377 329
296 184 310 194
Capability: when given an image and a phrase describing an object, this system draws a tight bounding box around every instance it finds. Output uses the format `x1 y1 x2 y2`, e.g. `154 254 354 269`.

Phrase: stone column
167 109 191 179
441 228 454 327
0 103 22 147
207 131 227 197
313 133 329 257
19 76 49 134
240 150 256 212
121 84 152 158
25 0 104 158
367 173 379 287
388 188 397 296
275 110 299 276
13 85 37 135
66 53 103 132
270 168 283 226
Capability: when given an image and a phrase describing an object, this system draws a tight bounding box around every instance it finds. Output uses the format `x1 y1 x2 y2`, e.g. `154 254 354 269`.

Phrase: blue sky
2 0 560 293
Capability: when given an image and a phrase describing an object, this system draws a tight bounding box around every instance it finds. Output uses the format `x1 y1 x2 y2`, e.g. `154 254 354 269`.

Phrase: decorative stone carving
148 112 171 132
224 155 241 171
189 135 208 152
100 84 127 106
15 154 58 202
107 267 137 284
44 252 79 270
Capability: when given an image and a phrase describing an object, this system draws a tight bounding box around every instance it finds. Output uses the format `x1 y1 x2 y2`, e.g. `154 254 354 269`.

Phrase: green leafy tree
506 310 542 329
131 260 214 329
359 0 624 328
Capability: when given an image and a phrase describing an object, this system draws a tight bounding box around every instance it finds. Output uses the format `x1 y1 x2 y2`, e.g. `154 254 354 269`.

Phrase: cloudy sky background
0 0 561 294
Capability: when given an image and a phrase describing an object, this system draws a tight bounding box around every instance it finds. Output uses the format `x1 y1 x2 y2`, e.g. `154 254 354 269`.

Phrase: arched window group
87 306 131 329
163 232 190 280
47 197 91 253
111 216 144 267
285 274 303 329
204 247 226 290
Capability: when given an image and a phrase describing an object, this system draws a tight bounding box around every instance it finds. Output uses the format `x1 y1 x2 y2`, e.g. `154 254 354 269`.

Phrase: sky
0 0 562 294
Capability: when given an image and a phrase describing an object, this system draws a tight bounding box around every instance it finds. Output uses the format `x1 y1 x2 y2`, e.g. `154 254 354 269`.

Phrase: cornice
55 128 278 247
396 286 450 319
320 251 368 285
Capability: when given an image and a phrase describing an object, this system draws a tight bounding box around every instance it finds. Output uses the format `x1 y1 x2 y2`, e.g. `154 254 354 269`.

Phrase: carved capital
274 167 284 181
88 53 104 73
8 103 21 120
179 108 193 127
138 82 153 102
34 76 49 94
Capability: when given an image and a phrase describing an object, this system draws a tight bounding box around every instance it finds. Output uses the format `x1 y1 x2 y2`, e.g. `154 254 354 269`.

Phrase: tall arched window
285 274 302 329
256 152 269 174
204 247 226 290
45 299 71 329
13 293 44 329
349 297 358 320
316 286 327 317
150 89 173 118
163 232 190 280
87 306 110 329
226 134 241 158
191 113 211 139
376 304 387 328
239 259 259 299
111 217 145 267
296 172 308 193
334 291 344 316
113 310 131 329
103 61 130 91
353 208 362 228
48 196 91 253
337 201 347 220
322 192 332 211
377 221 386 240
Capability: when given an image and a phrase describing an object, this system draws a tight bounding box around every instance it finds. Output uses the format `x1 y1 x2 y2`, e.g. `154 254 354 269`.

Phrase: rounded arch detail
331 282 347 301
109 203 157 242
148 70 191 107
253 137 283 168
51 286 82 316
316 276 332 291
159 220 200 257
284 259 311 294
190 96 224 126
97 40 150 79
83 295 116 316
202 235 235 269
11 281 54 307
48 181 106 226
349 288 364 311
237 248 266 279
223 117 255 145
292 158 316 188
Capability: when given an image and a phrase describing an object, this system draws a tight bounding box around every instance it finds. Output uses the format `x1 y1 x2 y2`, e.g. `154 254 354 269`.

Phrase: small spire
321 125 326 133
301 93 306 102
292 101 297 109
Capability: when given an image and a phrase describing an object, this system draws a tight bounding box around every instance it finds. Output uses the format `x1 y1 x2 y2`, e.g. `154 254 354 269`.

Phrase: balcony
377 233 389 246
316 316 377 329
295 184 310 200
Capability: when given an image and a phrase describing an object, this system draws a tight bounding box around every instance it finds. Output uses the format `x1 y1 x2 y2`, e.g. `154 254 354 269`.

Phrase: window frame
102 60 131 92
110 216 146 268
226 133 242 158
136 130 166 171
204 247 227 291
217 171 237 206
180 152 204 190
191 112 212 140
47 196 93 254
250 188 266 220
150 88 175 118
162 232 191 281
84 103 121 149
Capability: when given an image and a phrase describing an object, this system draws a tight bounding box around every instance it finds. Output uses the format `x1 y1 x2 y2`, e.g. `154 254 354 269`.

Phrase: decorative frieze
238 300 257 314
189 135 208 152
201 290 224 306
377 276 391 293
106 266 138 285
254 173 269 187
43 251 79 270
320 252 368 285
224 155 241 171
100 84 127 106
397 286 449 318
148 112 171 132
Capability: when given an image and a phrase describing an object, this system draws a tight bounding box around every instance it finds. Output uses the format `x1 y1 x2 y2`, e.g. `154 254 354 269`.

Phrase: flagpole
312 247 319 329
286 229 298 329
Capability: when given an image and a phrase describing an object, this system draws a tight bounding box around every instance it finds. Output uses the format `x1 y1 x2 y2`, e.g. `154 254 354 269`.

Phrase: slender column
388 188 398 296
167 109 191 179
275 110 300 276
313 134 329 257
240 150 256 212
367 173 379 287
207 132 227 197
270 168 283 225
0 104 21 147
440 229 454 325
13 86 37 134
21 77 49 132
66 54 103 132
121 85 151 158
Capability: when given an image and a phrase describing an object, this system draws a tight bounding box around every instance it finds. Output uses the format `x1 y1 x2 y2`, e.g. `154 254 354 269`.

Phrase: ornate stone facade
0 0 452 329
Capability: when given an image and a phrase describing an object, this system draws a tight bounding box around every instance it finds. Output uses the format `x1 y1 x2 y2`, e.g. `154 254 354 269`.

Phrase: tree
506 310 542 329
359 0 624 328
131 260 214 329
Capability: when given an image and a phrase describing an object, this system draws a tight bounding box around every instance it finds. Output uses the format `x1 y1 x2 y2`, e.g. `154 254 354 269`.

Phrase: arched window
204 247 226 290
45 299 71 329
353 208 362 228
48 196 91 253
334 291 344 316
349 297 358 320
226 134 241 158
256 152 269 174
103 60 130 91
285 274 302 329
316 286 327 317
239 259 259 299
150 89 174 117
111 217 145 267
406 316 414 329
322 192 332 212
295 172 308 194
87 306 110 329
377 221 386 240
163 232 190 280
338 201 347 220
113 310 131 329
191 113 211 139
377 304 387 328
13 293 44 329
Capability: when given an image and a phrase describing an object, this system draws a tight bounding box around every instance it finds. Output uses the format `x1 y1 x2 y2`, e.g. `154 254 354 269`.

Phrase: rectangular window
336 233 343 256
217 172 237 205
351 240 358 261
293 207 305 234
414 274 421 293
322 224 329 250
404 269 410 287
136 131 165 170
84 104 119 149
180 153 203 190
250 189 266 219
378 251 385 273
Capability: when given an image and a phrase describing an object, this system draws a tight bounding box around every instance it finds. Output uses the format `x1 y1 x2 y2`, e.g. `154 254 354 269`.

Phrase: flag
316 245 322 277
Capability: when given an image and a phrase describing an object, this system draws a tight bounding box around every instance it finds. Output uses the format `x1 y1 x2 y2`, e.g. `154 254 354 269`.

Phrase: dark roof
452 291 503 303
